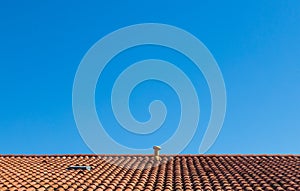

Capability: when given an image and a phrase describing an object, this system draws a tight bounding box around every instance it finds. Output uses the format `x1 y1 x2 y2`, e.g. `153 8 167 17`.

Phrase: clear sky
0 1 299 154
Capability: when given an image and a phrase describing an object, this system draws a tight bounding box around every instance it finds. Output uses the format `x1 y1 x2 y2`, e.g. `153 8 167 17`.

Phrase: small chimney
153 146 161 161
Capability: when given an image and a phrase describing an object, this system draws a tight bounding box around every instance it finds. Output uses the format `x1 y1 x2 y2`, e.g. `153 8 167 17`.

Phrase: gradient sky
0 1 299 154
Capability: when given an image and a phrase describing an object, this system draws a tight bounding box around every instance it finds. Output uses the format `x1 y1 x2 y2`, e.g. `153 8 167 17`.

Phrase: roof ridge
0 154 299 157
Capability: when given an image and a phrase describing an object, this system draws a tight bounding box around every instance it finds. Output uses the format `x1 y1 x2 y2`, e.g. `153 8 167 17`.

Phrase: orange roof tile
0 154 299 191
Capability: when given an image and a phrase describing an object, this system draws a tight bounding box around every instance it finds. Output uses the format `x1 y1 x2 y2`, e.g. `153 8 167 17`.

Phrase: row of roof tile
0 154 299 191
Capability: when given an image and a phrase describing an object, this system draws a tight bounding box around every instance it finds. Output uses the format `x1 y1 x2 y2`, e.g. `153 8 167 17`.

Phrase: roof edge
0 154 299 157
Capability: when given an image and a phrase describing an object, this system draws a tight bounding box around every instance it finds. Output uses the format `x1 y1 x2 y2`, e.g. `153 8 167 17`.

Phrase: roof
0 154 299 191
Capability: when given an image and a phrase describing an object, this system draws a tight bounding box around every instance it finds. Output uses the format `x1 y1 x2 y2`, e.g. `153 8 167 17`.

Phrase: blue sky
0 1 299 154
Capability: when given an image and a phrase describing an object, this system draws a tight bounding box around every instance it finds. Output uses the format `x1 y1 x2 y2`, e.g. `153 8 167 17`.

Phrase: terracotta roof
0 154 299 191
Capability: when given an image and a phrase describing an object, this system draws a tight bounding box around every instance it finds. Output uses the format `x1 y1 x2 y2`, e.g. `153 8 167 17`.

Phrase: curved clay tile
0 155 299 190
